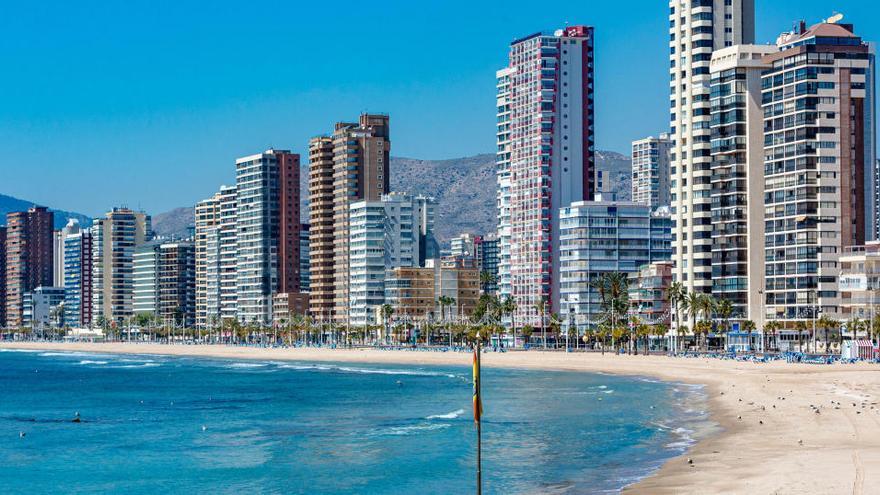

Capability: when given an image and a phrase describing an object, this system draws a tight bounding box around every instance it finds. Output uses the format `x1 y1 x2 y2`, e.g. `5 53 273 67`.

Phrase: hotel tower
496 26 595 325
668 0 754 299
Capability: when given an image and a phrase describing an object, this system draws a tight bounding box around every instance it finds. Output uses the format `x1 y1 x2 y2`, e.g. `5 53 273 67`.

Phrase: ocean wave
227 362 268 369
275 363 456 378
0 348 43 353
378 423 450 436
603 389 614 394
113 363 160 368
426 409 465 420
78 360 108 365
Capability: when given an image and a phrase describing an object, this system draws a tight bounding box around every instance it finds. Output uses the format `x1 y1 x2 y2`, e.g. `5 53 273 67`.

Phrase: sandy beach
2 341 879 494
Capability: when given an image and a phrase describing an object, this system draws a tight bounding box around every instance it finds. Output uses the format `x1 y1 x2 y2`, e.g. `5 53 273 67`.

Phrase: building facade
631 134 672 209
91 208 151 326
669 0 755 299
559 200 673 330
235 149 300 325
62 226 92 327
5 206 54 328
763 21 876 323
195 191 221 328
708 44 774 328
22 286 65 331
497 26 596 326
133 241 196 327
300 223 310 293
628 260 674 325
308 114 390 323
0 227 6 327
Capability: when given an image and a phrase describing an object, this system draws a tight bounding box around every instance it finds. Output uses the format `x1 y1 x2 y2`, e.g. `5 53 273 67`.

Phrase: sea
0 349 712 494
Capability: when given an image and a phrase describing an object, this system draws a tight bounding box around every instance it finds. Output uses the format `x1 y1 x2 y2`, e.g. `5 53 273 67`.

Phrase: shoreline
2 341 879 493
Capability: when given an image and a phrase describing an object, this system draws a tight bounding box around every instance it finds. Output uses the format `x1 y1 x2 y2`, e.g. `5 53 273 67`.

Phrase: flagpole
476 334 482 495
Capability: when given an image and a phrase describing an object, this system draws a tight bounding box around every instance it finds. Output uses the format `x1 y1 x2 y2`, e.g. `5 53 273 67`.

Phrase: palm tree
381 304 394 345
535 296 548 349
817 315 838 354
684 291 701 348
668 282 686 353
437 296 455 323
479 271 496 294
592 272 630 351
741 320 756 352
763 320 781 352
793 320 808 353
501 296 517 347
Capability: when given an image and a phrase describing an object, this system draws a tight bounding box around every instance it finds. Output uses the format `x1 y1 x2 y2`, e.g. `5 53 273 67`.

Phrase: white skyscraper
668 0 754 298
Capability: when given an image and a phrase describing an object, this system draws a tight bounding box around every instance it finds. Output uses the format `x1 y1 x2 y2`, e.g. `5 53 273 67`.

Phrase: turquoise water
0 349 709 494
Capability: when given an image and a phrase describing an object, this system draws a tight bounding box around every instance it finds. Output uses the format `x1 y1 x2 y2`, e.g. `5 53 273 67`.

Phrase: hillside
0 193 93 230
152 151 633 243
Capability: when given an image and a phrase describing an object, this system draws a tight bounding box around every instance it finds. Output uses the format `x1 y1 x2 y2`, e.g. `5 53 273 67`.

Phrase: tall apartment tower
708 44 775 327
133 241 196 326
217 186 238 323
0 227 6 327
497 26 596 325
5 207 54 328
631 134 672 209
91 208 151 325
764 21 876 322
195 192 221 328
496 67 515 302
348 192 434 326
62 221 93 327
235 150 300 325
308 114 390 323
669 0 754 297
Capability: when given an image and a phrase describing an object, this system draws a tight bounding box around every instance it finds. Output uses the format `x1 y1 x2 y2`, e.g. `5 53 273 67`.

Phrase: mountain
0 193 93 230
151 207 194 239
152 151 633 243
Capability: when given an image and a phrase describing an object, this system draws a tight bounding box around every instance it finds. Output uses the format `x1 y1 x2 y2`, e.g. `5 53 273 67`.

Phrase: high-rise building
22 286 65 331
91 207 151 326
348 192 432 326
496 67 515 303
631 134 672 209
708 44 775 327
195 191 221 328
308 114 390 323
669 0 755 298
414 195 439 265
62 222 92 327
5 206 54 328
763 20 876 322
450 233 479 259
235 149 300 325
559 199 672 330
478 234 500 295
300 223 310 293
217 186 238 323
308 136 335 319
496 26 596 326
0 227 6 327
133 241 196 327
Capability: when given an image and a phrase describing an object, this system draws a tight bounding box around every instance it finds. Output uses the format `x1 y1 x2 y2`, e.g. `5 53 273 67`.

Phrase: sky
1 0 877 216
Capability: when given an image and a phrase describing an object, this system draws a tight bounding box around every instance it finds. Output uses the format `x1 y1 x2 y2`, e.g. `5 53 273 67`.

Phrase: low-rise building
629 260 673 325
23 286 66 331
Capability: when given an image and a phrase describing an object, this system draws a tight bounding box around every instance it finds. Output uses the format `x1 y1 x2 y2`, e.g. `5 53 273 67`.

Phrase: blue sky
1 0 876 215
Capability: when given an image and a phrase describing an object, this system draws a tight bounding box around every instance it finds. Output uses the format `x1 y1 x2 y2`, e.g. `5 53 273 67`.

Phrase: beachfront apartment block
495 66 514 304
631 134 672 210
348 192 436 327
763 21 876 324
669 0 755 300
708 44 774 329
308 114 390 323
496 26 596 326
90 208 152 326
839 242 880 325
62 223 92 328
195 191 221 328
22 286 65 331
133 241 196 327
234 149 301 325
558 199 672 331
5 207 55 328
